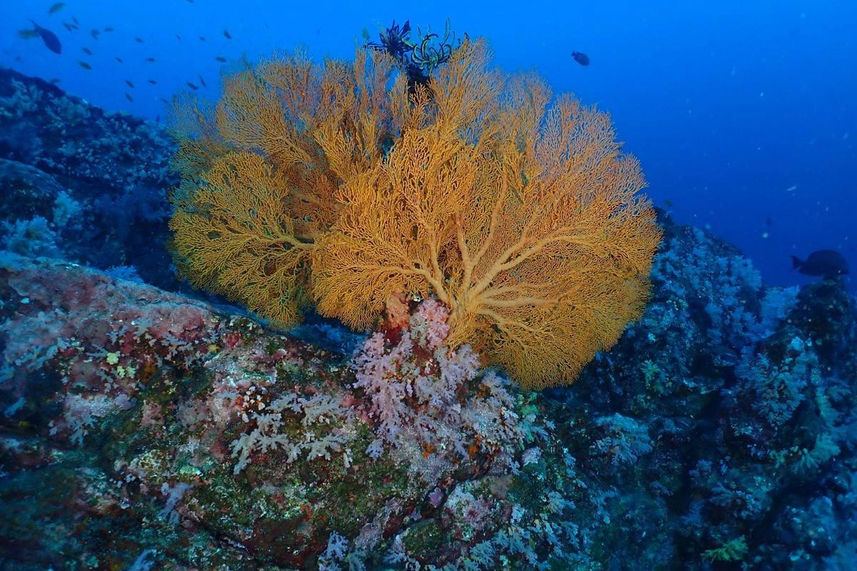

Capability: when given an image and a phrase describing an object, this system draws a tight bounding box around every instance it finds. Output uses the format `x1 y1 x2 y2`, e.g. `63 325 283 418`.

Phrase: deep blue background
2 0 855 293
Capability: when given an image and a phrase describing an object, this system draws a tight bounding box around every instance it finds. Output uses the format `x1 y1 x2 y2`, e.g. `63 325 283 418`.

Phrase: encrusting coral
169 39 661 389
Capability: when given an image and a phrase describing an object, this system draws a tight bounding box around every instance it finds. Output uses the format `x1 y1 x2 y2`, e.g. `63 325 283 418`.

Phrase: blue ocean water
1 0 854 292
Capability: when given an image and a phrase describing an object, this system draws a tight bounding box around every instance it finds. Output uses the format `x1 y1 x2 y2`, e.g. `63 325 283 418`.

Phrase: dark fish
22 21 62 54
72 16 79 25
223 29 231 39
125 80 135 88
82 47 92 55
186 82 199 90
49 78 61 84
48 2 65 14
199 36 206 42
792 250 849 278
215 56 227 62
148 79 157 85
146 57 155 62
198 75 207 87
78 61 92 70
125 92 134 102
160 97 169 104
571 51 590 66
176 34 182 41
103 26 114 32
115 56 123 63
91 28 100 40
135 37 144 43
62 22 74 32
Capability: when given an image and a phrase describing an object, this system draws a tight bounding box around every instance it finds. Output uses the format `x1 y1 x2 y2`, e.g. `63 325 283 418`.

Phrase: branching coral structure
170 40 661 389
169 49 407 325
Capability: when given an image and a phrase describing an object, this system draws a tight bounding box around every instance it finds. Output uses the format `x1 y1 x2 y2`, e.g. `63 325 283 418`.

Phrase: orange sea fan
169 39 660 388
311 41 661 389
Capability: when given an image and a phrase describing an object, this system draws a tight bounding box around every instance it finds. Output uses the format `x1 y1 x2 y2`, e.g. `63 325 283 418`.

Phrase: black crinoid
366 19 463 92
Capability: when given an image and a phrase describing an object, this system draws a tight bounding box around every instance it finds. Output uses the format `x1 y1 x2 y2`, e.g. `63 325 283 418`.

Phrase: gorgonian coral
169 39 661 389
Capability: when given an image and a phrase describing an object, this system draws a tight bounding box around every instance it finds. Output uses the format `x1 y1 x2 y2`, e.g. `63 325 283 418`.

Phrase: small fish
125 92 134 102
571 51 590 66
215 56 227 62
160 97 169 104
62 22 74 32
792 250 849 279
199 35 206 42
115 56 123 63
82 47 92 55
135 37 144 43
148 79 157 85
90 28 100 40
48 2 65 14
49 77 61 84
21 21 62 54
198 75 207 87
72 16 79 25
223 29 232 39
186 82 199 90
103 26 114 32
176 34 182 41
145 57 155 62
125 80 135 88
78 61 92 70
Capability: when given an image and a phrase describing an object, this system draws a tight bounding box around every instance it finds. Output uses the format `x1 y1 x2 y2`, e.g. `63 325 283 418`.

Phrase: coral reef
2 209 855 568
0 68 176 288
170 41 661 389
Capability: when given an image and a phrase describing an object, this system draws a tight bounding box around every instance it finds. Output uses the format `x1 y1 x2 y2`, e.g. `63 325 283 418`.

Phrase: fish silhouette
20 21 62 54
792 250 849 279
571 51 590 66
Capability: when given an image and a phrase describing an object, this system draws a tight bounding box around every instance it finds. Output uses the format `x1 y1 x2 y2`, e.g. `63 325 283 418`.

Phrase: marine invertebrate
366 19 459 89
312 41 661 388
171 40 660 388
170 49 406 326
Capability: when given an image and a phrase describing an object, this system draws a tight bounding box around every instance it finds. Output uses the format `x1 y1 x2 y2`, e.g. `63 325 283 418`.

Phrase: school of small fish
15 1 239 110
